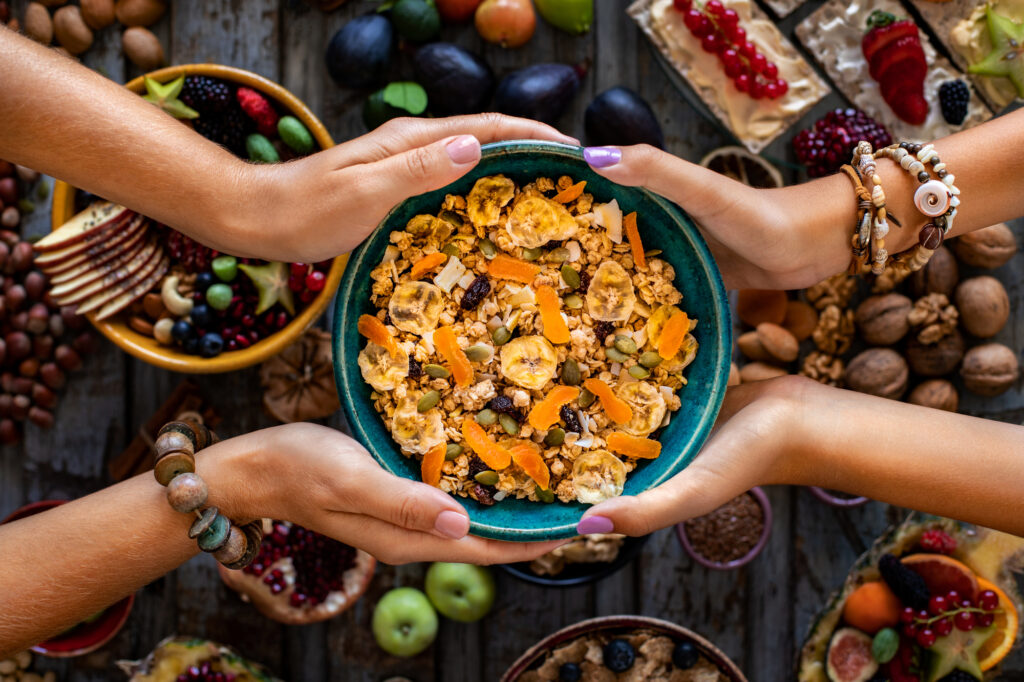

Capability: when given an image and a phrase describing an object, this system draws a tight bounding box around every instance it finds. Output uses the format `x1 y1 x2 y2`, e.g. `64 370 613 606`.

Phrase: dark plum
325 14 394 89
494 63 582 126
585 86 664 149
414 43 495 116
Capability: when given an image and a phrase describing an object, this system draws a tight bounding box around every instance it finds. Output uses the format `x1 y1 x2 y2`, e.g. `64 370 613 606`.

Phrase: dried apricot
486 253 541 284
536 284 571 345
461 418 511 470
421 442 447 487
841 581 902 634
434 325 473 387
409 252 446 280
528 385 580 430
510 441 550 490
624 211 645 269
582 378 633 424
658 311 690 360
552 180 586 203
606 432 661 459
357 314 399 357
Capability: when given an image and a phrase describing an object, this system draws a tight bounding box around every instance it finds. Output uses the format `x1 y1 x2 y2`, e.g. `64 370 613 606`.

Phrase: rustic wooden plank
169 0 280 80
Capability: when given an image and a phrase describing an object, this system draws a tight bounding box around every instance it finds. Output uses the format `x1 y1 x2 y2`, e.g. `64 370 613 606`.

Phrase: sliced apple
47 217 149 283
49 234 151 298
36 211 143 269
35 202 132 253
63 240 163 312
95 254 169 321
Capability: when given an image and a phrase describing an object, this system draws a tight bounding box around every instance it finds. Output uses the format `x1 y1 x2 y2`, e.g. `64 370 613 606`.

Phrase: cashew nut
153 317 176 345
161 275 193 317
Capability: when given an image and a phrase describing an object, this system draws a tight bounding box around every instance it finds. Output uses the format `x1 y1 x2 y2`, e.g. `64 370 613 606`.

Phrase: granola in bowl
356 173 699 508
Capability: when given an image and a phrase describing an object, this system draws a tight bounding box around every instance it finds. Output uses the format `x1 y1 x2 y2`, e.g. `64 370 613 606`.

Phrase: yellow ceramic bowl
51 64 345 374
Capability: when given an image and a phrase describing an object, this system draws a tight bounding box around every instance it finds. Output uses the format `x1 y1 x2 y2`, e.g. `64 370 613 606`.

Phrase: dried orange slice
582 378 633 424
977 578 1018 671
434 325 473 387
658 311 690 360
552 180 586 203
358 314 399 357
606 432 662 459
528 385 580 430
409 252 446 280
421 442 447 487
486 253 541 284
536 285 571 345
510 441 550 490
461 418 511 470
624 211 645 269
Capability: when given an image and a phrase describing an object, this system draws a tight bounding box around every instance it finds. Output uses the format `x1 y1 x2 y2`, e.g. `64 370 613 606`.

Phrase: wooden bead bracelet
153 419 262 569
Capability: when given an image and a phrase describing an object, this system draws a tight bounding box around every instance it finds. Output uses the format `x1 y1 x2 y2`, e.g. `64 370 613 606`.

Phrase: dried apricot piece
552 180 586 203
421 442 447 487
606 432 662 459
486 253 541 284
434 325 473 387
658 311 690 360
510 441 550 490
624 211 645 269
461 418 511 470
409 252 447 280
358 314 399 357
528 385 580 430
536 284 571 345
582 378 633 424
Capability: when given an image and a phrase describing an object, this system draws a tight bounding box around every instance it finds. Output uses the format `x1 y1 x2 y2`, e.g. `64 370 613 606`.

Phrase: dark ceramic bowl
675 487 772 570
1 500 135 657
500 534 650 588
333 140 732 542
500 615 748 682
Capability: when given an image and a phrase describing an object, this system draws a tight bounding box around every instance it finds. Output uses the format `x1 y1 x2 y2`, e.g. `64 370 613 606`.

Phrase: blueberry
558 662 582 682
602 639 635 673
672 641 699 669
194 272 215 292
199 332 224 358
171 319 195 344
182 336 200 355
191 303 213 328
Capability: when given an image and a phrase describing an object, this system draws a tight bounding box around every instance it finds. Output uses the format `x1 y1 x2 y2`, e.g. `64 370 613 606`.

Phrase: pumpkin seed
644 249 663 257
614 335 638 355
423 364 451 379
560 264 581 289
491 326 512 346
605 347 629 363
561 358 581 386
563 293 583 309
628 365 651 380
478 238 497 259
639 351 663 368
544 427 565 447
440 210 463 227
499 413 519 436
417 390 440 412
474 470 499 486
578 388 596 409
476 409 498 426
445 443 463 461
546 247 570 264
535 487 555 503
441 243 460 258
464 344 492 363
522 247 543 261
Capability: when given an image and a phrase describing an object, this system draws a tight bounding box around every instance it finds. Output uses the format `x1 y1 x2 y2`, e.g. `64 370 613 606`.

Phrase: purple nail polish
577 515 615 535
584 146 622 169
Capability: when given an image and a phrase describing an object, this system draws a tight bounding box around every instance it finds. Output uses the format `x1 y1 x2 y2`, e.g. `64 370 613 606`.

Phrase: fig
535 0 593 35
414 42 494 116
325 14 394 89
826 628 878 682
494 63 582 126
474 0 535 48
435 0 481 23
390 0 440 42
584 86 665 149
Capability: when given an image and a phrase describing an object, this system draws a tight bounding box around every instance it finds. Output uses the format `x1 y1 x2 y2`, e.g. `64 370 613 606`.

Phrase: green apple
372 587 438 657
424 562 495 623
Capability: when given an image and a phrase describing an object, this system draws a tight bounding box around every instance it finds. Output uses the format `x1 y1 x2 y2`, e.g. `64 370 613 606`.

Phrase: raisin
460 274 491 310
472 483 496 506
488 395 514 413
408 358 422 380
577 270 592 294
383 310 392 326
467 456 489 477
560 404 582 433
594 321 615 342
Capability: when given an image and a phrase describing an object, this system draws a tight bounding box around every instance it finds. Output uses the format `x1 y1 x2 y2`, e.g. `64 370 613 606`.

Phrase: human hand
205 422 565 564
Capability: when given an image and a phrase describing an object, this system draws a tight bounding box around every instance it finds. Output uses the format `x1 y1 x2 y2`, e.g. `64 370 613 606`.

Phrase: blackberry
792 108 892 177
938 80 970 126
602 639 636 673
559 404 582 433
879 553 930 610
488 395 514 413
181 76 234 114
193 105 251 157
408 358 423 380
594 320 615 342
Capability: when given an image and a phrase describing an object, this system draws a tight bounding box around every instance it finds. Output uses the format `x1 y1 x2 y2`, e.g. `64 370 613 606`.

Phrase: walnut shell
739 362 788 383
854 293 912 346
53 5 92 55
960 343 1020 397
782 300 818 341
260 329 341 423
737 289 787 327
908 246 959 298
905 329 965 377
736 330 771 362
907 379 959 412
756 322 799 362
846 349 908 400
952 223 1018 269
954 276 1009 339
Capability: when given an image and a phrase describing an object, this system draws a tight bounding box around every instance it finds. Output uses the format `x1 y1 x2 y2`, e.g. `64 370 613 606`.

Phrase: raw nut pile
0 649 57 682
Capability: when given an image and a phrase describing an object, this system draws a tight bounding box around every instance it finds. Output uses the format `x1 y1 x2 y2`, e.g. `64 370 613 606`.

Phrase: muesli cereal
357 175 699 506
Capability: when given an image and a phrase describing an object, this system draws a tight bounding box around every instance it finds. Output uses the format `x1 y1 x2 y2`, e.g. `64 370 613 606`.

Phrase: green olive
417 391 441 412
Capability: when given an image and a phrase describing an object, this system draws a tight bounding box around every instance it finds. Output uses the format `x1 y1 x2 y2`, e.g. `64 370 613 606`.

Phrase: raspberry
879 553 930 611
792 108 892 178
180 76 233 114
938 80 969 126
919 528 957 555
236 87 280 137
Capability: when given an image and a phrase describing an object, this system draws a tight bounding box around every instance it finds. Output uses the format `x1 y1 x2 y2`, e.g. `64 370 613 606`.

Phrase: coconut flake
566 241 582 262
457 271 477 290
382 245 400 264
389 260 399 281
433 256 467 293
575 436 594 448
634 328 648 349
610 362 621 375
594 199 623 244
421 330 435 354
486 315 503 332
493 491 508 502
660 385 674 402
507 285 536 307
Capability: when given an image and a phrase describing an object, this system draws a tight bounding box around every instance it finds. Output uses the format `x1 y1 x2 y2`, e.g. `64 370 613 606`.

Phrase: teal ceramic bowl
333 141 731 542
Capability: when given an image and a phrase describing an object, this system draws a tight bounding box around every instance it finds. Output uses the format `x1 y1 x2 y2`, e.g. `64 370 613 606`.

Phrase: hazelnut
53 5 93 55
737 330 771 362
54 344 82 371
960 343 1019 396
39 362 65 390
954 276 1009 339
907 379 958 412
23 2 53 44
80 0 115 29
28 406 54 429
0 206 19 229
855 293 912 346
0 419 19 445
122 26 165 70
782 300 818 341
115 0 166 26
845 348 908 400
737 289 787 327
9 242 33 272
31 382 56 409
952 223 1018 269
728 362 740 386
908 246 959 298
756 322 799 362
739 362 788 383
23 271 47 300
906 329 965 377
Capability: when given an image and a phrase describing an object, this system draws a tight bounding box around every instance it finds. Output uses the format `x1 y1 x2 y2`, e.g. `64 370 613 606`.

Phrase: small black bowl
499 534 650 588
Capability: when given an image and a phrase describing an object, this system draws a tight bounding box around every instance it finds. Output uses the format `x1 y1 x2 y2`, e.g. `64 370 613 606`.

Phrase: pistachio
464 344 492 363
478 238 497 259
628 365 651 380
474 470 499 486
445 443 463 460
613 335 637 355
535 487 555 503
491 325 512 346
498 413 519 435
475 408 498 426
605 347 629 363
417 390 441 412
546 247 570 263
560 358 581 386
639 351 663 368
522 247 542 261
544 427 565 446
578 388 596 409
560 264 581 289
423 363 450 379
563 293 583 309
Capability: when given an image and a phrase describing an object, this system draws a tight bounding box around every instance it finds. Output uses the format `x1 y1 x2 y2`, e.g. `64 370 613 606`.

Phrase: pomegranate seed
305 270 326 292
289 262 308 277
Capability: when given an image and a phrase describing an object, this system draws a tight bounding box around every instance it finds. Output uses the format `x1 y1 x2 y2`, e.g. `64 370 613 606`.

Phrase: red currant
695 16 713 37
935 617 953 636
917 609 930 621
915 628 937 648
672 0 692 10
751 53 768 74
929 595 948 615
979 590 999 611
683 8 703 31
289 262 308 277
719 8 738 27
763 61 778 80
900 607 916 624
288 273 305 292
734 73 750 92
977 613 996 628
728 25 746 44
749 80 765 99
775 79 789 96
954 611 976 631
701 33 721 53
764 82 780 99
705 0 724 15
305 270 326 292
740 41 757 58
902 623 919 638
946 591 960 604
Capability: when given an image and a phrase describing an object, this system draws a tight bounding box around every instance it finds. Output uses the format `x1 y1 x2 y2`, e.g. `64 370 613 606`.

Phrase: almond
736 330 771 362
122 26 164 70
23 2 53 44
115 0 165 27
53 5 92 55
755 322 798 362
739 362 788 383
80 0 115 29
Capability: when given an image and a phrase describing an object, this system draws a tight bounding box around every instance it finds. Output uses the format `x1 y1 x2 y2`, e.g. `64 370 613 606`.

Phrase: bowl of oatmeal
333 141 731 542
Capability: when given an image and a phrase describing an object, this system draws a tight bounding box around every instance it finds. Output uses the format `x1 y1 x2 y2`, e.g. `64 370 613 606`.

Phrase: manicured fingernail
577 515 614 535
434 509 470 539
584 146 622 168
446 135 481 165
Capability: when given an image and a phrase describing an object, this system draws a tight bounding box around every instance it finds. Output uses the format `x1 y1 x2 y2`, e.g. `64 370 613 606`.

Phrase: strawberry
920 528 958 555
862 16 919 65
871 36 926 82
862 10 929 125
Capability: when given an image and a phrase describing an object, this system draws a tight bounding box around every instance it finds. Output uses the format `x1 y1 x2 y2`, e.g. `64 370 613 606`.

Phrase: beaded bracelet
153 419 262 569
839 163 872 275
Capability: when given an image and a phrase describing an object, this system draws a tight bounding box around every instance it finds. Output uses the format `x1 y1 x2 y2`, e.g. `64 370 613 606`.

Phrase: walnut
812 304 855 355
855 293 912 346
954 276 1009 339
952 223 1018 269
259 329 341 423
782 300 818 341
756 323 799 362
907 379 959 412
806 273 858 311
739 362 788 382
799 351 844 386
907 293 959 344
908 245 959 298
906 329 965 377
960 343 1020 396
845 348 908 400
736 289 787 327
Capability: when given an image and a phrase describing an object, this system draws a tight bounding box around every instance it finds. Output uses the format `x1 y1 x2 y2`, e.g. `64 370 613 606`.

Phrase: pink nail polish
446 135 481 165
577 515 614 535
434 509 469 539
583 146 622 168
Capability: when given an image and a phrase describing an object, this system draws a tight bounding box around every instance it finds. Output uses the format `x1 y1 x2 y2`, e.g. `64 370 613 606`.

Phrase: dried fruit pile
358 174 699 506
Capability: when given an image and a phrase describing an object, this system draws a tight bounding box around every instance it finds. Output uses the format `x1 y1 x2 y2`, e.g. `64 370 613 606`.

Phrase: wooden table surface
3 0 1022 680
